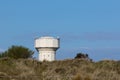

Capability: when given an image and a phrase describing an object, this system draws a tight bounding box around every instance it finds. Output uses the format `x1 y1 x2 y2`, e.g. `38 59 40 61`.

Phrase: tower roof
40 36 54 39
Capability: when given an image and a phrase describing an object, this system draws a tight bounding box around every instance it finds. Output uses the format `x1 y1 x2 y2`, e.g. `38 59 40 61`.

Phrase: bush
0 45 34 59
75 53 92 61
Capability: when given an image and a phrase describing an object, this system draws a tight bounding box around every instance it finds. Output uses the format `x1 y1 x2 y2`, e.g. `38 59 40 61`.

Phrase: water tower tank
35 36 60 61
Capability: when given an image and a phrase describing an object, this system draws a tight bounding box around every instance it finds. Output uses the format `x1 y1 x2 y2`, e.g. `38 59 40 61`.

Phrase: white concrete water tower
35 36 60 61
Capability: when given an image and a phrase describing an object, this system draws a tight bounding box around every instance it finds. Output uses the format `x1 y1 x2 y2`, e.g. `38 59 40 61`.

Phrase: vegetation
0 58 120 80
75 53 89 59
0 47 119 80
0 45 34 59
75 53 92 61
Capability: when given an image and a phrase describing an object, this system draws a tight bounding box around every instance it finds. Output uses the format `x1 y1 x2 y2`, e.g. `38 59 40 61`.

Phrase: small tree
0 51 8 58
0 45 34 59
75 53 88 59
75 52 92 61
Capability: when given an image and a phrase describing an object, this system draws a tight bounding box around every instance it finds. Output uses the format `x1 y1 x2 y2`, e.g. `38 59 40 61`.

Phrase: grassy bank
0 58 120 80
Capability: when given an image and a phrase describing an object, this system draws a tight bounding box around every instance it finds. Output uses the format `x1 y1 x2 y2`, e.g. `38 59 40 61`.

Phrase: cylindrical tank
35 36 60 61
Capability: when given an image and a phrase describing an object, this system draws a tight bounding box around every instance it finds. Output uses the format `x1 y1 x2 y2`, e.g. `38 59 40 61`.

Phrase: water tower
35 36 60 61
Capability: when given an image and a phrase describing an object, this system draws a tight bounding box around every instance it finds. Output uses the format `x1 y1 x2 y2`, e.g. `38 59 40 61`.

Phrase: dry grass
0 58 120 80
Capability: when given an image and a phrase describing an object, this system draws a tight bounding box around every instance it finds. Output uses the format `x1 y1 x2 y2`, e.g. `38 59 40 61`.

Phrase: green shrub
0 45 34 59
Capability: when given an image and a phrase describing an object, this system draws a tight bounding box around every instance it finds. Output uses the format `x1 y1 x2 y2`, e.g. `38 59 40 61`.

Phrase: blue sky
0 0 120 61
